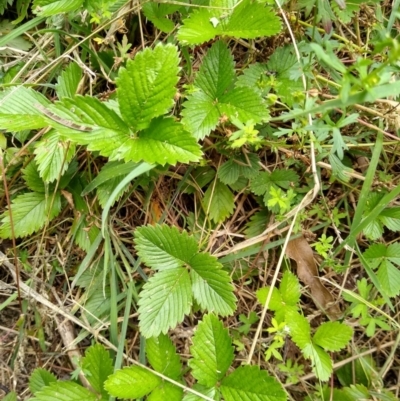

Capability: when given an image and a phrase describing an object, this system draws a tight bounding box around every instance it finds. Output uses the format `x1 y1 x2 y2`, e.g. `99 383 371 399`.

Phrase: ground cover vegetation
0 0 399 399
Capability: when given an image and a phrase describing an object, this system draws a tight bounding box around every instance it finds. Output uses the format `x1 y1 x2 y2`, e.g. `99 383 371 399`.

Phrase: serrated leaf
29 368 57 395
138 268 192 337
0 192 61 239
142 2 181 33
280 270 301 306
104 366 161 399
22 161 46 193
2 391 17 401
244 208 269 238
286 311 311 350
182 166 216 194
303 343 332 382
313 322 353 351
55 63 82 99
190 253 236 315
31 381 97 401
118 117 202 165
81 344 113 397
182 385 219 401
146 334 182 379
250 169 299 196
202 179 235 223
189 314 234 387
237 63 270 95
178 0 281 45
116 43 180 131
0 87 49 131
220 365 286 401
217 159 241 185
33 0 83 16
134 224 198 271
34 131 75 183
72 214 100 252
148 382 184 401
219 86 269 123
195 41 235 98
181 90 221 140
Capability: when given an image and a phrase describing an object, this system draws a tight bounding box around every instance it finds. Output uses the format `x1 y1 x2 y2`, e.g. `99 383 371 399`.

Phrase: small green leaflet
55 62 82 99
202 179 235 223
29 368 57 395
363 243 400 297
33 0 84 16
30 381 98 401
189 314 234 387
142 2 182 33
104 366 161 399
177 0 281 45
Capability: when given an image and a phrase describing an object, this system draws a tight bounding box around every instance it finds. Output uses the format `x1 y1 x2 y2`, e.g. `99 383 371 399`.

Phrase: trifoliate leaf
0 192 61 239
303 343 332 382
363 243 400 297
286 311 311 350
81 344 113 398
146 334 182 379
194 40 235 99
142 2 181 33
0 87 49 131
220 365 286 401
177 0 281 45
313 322 353 351
202 179 235 223
147 382 183 401
116 43 180 131
29 368 57 395
30 381 97 401
181 91 220 139
33 0 84 16
190 253 236 315
104 366 161 399
189 314 234 387
118 117 202 165
34 131 75 183
55 63 82 99
134 224 198 271
138 268 192 338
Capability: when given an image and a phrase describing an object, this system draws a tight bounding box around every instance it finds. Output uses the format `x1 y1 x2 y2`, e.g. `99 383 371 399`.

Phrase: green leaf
116 43 180 131
189 314 234 387
217 158 241 185
286 311 311 350
81 344 113 398
363 243 400 297
29 368 57 395
244 208 269 238
220 365 287 401
31 381 97 401
202 179 235 223
118 117 202 165
2 391 17 401
302 343 332 382
190 253 236 315
146 334 182 379
55 63 82 99
183 385 219 401
134 224 198 271
138 268 192 337
194 40 235 98
181 91 220 139
0 86 49 131
33 0 84 16
0 192 61 239
279 271 301 306
104 366 161 399
142 2 181 33
22 161 46 193
219 86 269 124
250 169 299 197
147 382 184 401
313 322 353 351
237 63 270 95
380 207 400 231
34 131 75 183
177 0 281 45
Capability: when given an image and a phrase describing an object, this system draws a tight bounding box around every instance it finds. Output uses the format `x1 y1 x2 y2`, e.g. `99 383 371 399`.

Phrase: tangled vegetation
0 0 399 400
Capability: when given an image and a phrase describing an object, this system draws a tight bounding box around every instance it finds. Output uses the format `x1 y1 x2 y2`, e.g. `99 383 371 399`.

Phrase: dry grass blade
285 236 342 320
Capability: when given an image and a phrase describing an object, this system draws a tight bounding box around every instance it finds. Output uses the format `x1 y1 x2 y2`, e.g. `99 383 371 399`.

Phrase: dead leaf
285 236 342 320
